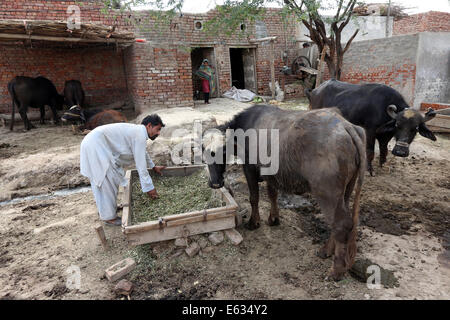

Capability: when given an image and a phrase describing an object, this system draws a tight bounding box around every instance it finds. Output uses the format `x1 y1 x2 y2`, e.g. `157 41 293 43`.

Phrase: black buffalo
206 105 366 280
8 76 64 131
63 80 85 108
306 79 437 175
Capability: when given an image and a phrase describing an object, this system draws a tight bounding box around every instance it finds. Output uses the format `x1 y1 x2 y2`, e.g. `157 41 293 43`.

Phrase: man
80 114 166 226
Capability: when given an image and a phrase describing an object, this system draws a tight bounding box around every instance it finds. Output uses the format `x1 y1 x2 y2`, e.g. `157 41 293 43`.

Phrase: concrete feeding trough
121 165 238 246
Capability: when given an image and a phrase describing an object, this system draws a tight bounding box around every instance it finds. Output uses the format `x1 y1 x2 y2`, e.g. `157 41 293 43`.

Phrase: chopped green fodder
131 170 225 224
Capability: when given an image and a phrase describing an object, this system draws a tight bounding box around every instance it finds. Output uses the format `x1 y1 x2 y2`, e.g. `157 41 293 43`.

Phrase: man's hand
152 166 166 176
147 189 159 199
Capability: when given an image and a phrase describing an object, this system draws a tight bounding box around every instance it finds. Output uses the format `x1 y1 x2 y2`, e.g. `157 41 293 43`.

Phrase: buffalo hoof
245 221 260 230
267 216 280 226
316 248 332 259
329 270 345 282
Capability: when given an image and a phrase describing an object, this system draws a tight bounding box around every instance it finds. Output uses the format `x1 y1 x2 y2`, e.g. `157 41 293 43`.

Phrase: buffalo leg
376 133 393 167
9 97 15 131
49 101 60 125
317 236 335 259
39 106 45 124
243 165 261 230
19 106 34 130
267 181 280 226
366 131 376 176
315 191 352 281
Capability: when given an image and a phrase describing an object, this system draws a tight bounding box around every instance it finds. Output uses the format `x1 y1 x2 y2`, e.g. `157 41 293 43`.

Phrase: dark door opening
230 48 256 93
230 48 245 89
191 47 217 100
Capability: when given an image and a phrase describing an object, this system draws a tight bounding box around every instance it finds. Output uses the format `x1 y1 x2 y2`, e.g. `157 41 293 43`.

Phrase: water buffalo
61 105 127 132
306 79 437 175
8 76 64 131
206 105 366 280
63 80 85 108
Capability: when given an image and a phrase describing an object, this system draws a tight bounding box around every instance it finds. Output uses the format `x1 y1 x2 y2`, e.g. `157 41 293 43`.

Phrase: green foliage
202 0 267 38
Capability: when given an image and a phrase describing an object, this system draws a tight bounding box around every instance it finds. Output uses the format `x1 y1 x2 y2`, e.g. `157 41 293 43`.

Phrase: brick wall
123 43 194 113
124 8 300 112
394 11 450 35
0 1 303 114
322 34 419 106
0 45 128 114
0 0 131 28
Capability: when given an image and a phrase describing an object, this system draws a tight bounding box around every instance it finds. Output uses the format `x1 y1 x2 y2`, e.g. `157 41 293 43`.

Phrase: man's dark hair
141 114 165 127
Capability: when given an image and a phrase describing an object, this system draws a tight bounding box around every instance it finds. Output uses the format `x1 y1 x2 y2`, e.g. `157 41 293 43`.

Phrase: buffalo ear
418 123 437 141
376 119 396 135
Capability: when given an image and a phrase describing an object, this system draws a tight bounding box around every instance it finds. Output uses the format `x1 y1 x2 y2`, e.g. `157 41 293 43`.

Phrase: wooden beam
126 215 236 246
94 225 109 250
0 33 134 44
248 36 277 43
299 66 318 75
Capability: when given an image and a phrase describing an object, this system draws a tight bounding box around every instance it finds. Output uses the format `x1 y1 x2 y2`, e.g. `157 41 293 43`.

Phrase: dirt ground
0 98 449 300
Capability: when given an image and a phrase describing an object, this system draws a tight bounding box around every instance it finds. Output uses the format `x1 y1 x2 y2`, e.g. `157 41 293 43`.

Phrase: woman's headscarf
195 59 216 95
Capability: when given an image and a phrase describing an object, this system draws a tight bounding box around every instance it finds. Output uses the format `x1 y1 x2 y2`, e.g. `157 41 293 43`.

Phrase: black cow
306 79 437 175
63 80 85 108
206 105 366 280
8 76 64 131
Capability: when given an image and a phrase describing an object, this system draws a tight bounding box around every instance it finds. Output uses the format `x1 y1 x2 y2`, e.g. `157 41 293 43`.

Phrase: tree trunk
325 55 338 80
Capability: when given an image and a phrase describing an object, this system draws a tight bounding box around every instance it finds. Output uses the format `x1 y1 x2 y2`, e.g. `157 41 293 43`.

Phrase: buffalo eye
211 151 215 157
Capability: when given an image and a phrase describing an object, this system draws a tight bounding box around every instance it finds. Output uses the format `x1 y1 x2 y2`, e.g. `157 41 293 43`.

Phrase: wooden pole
94 225 109 250
0 33 134 44
270 40 275 99
315 45 328 89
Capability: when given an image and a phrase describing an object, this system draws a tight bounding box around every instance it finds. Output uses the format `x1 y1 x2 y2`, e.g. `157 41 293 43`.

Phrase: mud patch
22 202 56 212
44 282 69 299
349 258 399 288
360 200 413 236
132 265 220 300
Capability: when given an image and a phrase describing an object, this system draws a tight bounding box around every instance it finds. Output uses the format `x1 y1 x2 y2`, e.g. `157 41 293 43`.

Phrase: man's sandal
103 217 122 226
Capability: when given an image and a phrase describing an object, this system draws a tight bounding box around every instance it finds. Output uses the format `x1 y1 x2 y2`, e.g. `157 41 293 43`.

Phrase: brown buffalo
61 105 127 133
206 105 366 280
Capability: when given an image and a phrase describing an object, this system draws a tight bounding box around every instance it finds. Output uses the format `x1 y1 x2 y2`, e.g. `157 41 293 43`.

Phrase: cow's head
61 105 85 123
377 105 437 157
203 130 227 189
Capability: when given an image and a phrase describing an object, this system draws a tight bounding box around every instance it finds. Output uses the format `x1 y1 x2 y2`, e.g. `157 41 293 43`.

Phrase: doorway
191 47 218 100
229 48 256 93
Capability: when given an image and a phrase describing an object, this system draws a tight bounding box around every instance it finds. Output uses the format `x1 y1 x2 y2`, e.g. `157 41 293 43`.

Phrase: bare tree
284 0 360 80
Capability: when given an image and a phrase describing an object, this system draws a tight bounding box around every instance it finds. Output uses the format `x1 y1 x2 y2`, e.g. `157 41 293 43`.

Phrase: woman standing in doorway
195 59 216 104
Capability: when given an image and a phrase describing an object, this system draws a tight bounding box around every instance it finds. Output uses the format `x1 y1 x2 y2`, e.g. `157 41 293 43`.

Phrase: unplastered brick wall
0 45 128 114
123 43 194 113
0 0 132 28
322 34 419 106
1 1 301 113
394 11 450 35
125 8 300 111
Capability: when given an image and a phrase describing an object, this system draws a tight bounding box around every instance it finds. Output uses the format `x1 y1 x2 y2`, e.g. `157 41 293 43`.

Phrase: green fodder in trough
131 169 225 224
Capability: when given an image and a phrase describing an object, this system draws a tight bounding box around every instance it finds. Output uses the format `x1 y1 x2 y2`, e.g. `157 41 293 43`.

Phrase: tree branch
343 29 359 53
339 0 357 32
